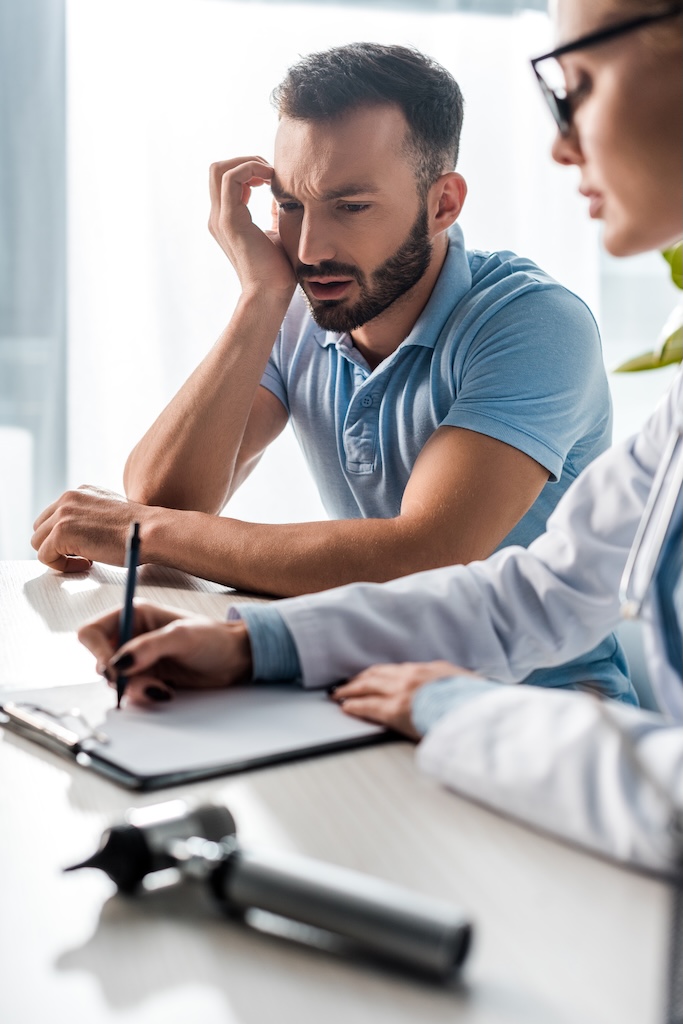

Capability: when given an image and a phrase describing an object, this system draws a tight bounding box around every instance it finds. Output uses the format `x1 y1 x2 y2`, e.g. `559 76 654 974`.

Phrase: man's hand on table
31 485 161 572
331 661 479 740
78 601 253 705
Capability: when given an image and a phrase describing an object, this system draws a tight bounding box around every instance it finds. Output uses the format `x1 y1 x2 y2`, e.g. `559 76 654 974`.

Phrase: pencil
116 521 141 708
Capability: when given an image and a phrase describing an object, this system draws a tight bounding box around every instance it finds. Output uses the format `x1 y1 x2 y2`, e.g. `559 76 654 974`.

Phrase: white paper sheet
1 681 385 785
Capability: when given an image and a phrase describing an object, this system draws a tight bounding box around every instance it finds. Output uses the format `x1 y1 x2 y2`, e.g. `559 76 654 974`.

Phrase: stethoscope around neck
619 408 683 621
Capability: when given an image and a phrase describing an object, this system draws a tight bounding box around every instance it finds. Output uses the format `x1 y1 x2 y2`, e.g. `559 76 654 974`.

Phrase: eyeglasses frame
530 6 683 136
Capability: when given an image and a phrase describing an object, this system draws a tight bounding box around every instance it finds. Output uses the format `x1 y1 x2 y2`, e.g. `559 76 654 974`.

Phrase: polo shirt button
361 395 374 408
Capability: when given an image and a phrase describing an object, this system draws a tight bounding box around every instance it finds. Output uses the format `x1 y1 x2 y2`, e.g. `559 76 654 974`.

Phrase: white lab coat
277 370 683 874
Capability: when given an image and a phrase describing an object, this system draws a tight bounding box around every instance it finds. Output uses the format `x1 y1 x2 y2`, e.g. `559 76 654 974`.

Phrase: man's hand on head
78 601 254 706
31 485 158 572
208 156 297 302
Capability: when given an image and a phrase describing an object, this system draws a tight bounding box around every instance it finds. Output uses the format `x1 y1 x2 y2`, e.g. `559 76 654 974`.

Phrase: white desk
0 561 672 1024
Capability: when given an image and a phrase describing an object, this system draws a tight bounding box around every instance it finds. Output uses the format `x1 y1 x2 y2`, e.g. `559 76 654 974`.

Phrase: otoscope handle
214 845 471 978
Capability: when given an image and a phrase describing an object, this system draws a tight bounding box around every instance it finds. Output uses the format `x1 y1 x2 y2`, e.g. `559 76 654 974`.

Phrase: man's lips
302 278 354 301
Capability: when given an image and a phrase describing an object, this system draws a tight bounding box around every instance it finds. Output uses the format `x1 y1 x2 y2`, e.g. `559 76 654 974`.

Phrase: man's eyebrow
270 180 381 202
319 183 381 201
270 180 294 200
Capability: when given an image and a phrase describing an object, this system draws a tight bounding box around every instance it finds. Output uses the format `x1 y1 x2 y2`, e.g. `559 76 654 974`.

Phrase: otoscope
66 798 472 979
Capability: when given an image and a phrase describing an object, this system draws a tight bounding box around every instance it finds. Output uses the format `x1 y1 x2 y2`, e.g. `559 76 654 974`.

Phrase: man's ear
428 172 467 238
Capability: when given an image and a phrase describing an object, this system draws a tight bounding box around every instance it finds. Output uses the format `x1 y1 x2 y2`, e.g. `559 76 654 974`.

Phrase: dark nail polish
111 652 134 671
144 686 172 702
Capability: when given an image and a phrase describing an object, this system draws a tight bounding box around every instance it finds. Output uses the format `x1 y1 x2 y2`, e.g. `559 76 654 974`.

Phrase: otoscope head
64 800 237 893
65 823 152 893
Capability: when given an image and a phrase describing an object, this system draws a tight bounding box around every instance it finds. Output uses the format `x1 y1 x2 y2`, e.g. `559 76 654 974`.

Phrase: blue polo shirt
260 223 612 550
233 224 636 705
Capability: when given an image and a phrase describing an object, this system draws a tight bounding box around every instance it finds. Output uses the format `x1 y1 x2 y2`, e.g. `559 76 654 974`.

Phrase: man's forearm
143 508 467 597
124 292 289 514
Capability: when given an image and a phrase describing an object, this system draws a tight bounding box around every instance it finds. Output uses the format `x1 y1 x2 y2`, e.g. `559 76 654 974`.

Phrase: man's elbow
123 468 159 506
124 474 198 511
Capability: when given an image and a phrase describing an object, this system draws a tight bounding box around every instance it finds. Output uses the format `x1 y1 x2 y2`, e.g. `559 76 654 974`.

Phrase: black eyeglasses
530 6 682 136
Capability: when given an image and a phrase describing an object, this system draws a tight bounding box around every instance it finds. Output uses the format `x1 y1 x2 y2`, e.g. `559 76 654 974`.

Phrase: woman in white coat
327 0 683 874
81 0 683 876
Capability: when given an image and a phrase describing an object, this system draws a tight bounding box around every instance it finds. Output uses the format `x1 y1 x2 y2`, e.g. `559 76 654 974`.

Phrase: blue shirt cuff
227 604 302 681
411 675 499 736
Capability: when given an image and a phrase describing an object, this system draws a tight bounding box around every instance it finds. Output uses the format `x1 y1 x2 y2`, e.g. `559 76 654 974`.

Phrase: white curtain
66 0 602 523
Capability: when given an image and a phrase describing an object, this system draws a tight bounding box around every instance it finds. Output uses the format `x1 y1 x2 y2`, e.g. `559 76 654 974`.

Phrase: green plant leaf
662 242 683 290
613 256 683 372
660 324 683 364
614 352 661 372
614 325 683 372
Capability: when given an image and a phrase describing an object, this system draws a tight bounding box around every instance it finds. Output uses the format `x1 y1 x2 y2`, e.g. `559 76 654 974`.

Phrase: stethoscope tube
620 413 683 621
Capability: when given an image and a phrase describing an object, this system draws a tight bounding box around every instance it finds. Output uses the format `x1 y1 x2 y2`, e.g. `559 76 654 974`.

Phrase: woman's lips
581 190 604 218
305 279 354 301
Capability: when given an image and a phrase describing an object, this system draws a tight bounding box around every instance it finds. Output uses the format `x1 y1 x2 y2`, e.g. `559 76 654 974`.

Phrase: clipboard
0 681 387 790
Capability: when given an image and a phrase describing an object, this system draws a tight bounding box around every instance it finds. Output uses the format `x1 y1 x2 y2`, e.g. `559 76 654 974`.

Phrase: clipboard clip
1 702 109 750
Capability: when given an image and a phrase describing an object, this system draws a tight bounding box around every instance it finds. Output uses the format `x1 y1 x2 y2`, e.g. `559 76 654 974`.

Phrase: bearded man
33 42 632 702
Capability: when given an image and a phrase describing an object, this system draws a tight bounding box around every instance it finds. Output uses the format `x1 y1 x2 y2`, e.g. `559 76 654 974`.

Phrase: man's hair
272 43 464 194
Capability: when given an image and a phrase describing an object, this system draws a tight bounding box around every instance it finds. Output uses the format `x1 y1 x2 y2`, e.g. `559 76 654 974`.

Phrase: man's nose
297 212 337 267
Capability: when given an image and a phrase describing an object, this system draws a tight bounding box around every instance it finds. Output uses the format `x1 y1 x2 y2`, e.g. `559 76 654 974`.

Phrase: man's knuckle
57 500 78 522
51 519 69 541
62 488 87 509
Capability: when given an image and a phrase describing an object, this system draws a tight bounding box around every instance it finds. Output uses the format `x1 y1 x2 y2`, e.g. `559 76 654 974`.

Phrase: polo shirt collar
313 223 471 352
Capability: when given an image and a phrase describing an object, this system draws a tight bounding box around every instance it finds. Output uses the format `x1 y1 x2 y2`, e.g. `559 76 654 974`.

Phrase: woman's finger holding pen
78 601 192 676
100 616 254 702
112 674 177 707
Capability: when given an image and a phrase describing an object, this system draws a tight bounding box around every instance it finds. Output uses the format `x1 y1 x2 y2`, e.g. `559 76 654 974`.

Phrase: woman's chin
601 231 635 259
601 213 682 259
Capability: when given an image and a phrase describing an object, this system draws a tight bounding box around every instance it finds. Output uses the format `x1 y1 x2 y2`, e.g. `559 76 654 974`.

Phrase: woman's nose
551 122 583 167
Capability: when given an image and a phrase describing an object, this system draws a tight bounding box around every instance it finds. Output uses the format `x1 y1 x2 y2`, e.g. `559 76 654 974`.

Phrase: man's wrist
237 285 294 318
137 505 185 567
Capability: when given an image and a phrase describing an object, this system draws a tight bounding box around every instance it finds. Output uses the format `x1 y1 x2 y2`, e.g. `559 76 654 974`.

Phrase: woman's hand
330 660 478 740
78 601 253 705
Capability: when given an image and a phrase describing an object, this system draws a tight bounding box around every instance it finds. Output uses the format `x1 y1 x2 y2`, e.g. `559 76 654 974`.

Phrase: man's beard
297 203 432 333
